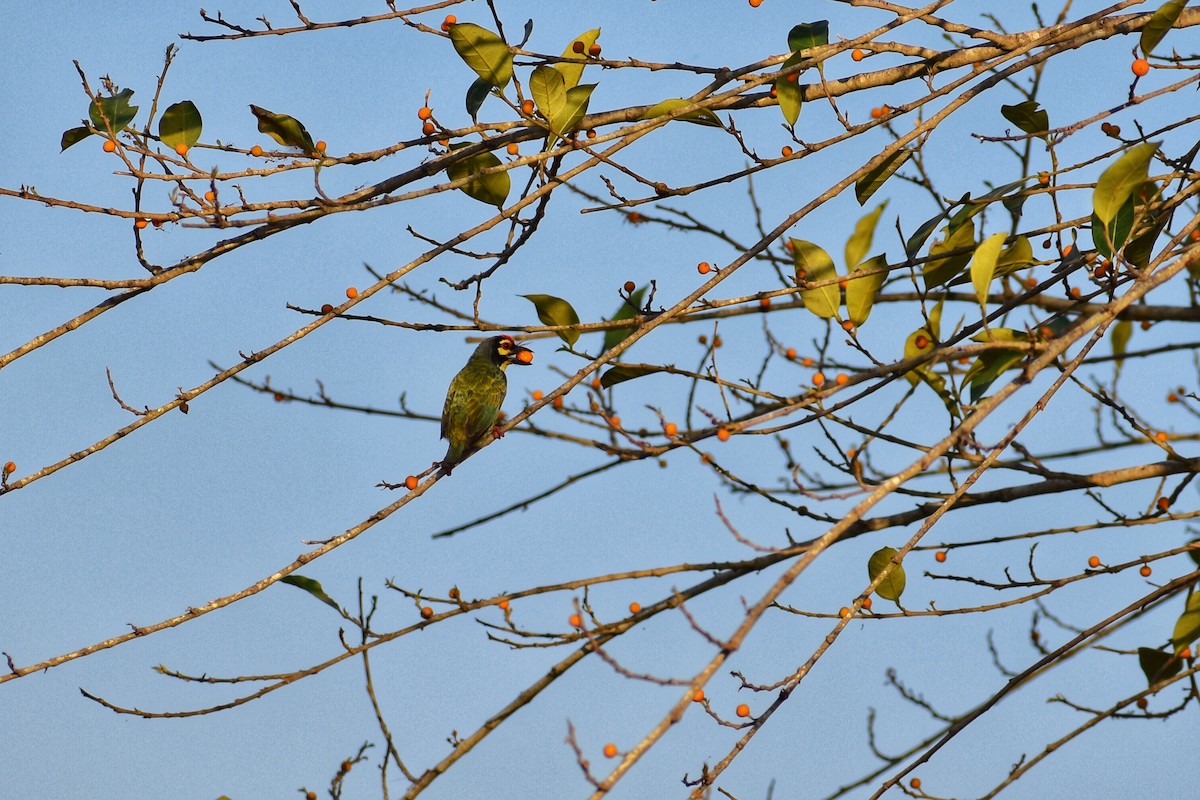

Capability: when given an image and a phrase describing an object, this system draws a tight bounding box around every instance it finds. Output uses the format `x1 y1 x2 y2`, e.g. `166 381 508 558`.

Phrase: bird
438 335 533 475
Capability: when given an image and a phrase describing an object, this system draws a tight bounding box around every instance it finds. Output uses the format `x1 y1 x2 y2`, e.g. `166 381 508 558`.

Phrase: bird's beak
510 345 534 366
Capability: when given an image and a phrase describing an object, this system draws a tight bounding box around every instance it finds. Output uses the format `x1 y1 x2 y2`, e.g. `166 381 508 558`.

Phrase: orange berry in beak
516 349 534 364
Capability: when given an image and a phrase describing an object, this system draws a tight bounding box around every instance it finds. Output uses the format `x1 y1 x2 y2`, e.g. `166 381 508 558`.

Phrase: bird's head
477 335 534 369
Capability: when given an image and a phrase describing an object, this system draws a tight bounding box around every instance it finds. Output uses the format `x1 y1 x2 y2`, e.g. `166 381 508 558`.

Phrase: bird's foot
492 425 505 440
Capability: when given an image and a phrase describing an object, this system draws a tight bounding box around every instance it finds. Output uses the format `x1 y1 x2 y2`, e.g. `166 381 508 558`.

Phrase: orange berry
835 373 849 386
861 596 872 611
418 106 433 121
315 140 327 153
321 303 334 314
440 14 456 32
346 286 358 299
531 390 544 401
1190 229 1200 242
572 41 586 54
626 212 643 224
439 138 450 147
623 280 636 294
404 475 418 490
851 48 865 62
785 348 796 360
422 121 436 136
1157 496 1170 512
498 598 509 610
250 144 264 157
590 377 602 390
273 392 285 402
781 145 793 157
838 607 851 619
911 778 922 790
448 586 460 600
692 688 705 702
506 142 519 156
664 422 678 437
1167 393 1178 403
841 319 855 332
1131 58 1150 77
716 427 731 442
1141 320 1152 331
1140 565 1152 577
1037 171 1050 186
1136 697 1148 710
420 606 434 619
870 107 883 119
802 357 814 367
552 396 564 408
609 416 621 428
586 129 597 140
516 348 533 364
712 336 721 348
307 792 317 800
174 142 189 156
588 44 602 57
102 139 117 153
1180 647 1192 660
569 613 583 628
697 261 712 275
135 218 149 229
603 743 618 758
1088 555 1101 569
736 703 751 717
3 461 15 475
629 602 641 614
204 190 215 203
341 761 352 774
521 99 535 116
760 297 772 309
812 372 826 387
1155 431 1168 443
914 335 929 349
935 551 947 563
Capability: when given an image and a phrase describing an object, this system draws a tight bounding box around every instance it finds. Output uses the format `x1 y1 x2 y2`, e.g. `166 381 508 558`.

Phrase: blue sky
2 2 1196 799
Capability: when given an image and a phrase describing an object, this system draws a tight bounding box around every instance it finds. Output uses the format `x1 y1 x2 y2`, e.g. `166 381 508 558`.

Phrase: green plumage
439 335 532 475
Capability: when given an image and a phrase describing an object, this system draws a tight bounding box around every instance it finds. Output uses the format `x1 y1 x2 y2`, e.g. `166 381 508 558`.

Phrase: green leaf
641 98 722 128
522 293 581 346
1171 591 1200 654
845 201 887 269
249 104 317 154
88 88 138 133
446 143 510 208
603 287 646 352
845 254 888 327
60 125 92 151
1000 100 1049 139
868 546 906 603
1091 198 1136 257
280 574 340 612
788 20 830 52
1093 142 1159 227
530 65 566 123
776 75 802 126
966 328 1028 402
1111 319 1132 366
970 233 1008 312
1138 646 1183 686
1141 0 1188 57
994 235 1033 277
600 364 663 388
856 148 911 205
465 77 493 120
792 239 839 319
159 100 202 150
554 28 600 90
924 219 975 290
449 23 513 89
549 83 596 140
1188 539 1200 567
